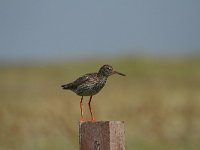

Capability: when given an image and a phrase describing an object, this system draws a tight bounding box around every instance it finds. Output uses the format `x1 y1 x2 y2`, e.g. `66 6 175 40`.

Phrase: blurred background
0 0 200 150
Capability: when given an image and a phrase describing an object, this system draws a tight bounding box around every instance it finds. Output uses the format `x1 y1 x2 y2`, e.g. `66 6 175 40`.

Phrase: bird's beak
112 71 126 76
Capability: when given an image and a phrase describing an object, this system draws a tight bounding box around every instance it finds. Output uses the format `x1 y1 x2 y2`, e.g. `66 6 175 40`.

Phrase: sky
0 0 200 62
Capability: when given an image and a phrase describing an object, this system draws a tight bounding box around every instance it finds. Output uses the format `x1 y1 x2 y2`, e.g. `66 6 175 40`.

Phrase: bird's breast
75 78 107 96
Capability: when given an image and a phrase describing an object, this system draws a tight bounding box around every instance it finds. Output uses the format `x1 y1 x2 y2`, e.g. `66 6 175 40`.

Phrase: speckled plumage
62 73 107 96
61 64 125 122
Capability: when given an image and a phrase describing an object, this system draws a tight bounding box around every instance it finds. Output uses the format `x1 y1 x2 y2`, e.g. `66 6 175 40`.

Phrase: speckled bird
61 64 126 122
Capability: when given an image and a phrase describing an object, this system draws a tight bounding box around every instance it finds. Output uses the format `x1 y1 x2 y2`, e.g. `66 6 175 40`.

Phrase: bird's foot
80 119 96 122
90 119 96 122
80 118 85 122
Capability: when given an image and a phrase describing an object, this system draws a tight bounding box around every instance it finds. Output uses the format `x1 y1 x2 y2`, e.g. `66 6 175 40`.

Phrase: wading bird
61 64 125 122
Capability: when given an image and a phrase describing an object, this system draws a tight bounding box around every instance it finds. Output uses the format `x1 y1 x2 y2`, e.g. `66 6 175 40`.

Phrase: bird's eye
108 67 112 71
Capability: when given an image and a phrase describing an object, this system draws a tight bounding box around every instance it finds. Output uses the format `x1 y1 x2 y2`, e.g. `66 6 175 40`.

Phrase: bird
61 64 126 122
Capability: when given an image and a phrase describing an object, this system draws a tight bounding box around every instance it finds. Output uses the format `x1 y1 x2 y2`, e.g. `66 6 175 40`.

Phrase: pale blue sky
0 0 200 62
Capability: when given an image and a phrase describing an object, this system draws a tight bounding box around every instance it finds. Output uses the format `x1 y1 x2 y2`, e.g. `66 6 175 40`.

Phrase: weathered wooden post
79 121 125 150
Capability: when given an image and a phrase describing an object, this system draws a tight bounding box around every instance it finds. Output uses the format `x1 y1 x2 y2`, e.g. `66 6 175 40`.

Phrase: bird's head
98 64 126 77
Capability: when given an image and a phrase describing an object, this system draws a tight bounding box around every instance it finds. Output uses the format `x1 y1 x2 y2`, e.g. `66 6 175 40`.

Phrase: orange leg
88 96 95 122
80 96 85 122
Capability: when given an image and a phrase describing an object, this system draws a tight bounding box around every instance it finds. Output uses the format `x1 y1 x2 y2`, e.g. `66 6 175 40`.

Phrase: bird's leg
88 96 95 122
80 96 85 122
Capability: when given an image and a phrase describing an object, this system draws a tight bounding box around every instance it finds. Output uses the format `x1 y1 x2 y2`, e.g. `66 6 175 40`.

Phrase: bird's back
62 73 107 96
75 73 107 96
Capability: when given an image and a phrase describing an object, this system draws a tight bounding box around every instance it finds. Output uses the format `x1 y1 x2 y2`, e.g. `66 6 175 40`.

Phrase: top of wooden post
79 121 125 150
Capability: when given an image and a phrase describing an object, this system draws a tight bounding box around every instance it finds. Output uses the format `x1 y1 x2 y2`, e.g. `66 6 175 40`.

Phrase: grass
0 57 200 150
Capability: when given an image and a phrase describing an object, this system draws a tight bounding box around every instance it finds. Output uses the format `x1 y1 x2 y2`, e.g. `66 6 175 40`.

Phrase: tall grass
0 57 200 150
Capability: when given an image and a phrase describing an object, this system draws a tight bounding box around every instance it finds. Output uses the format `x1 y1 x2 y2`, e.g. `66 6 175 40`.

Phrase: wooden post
79 121 125 150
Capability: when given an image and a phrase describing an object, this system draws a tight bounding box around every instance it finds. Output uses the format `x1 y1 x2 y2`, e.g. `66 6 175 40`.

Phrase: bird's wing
71 73 97 87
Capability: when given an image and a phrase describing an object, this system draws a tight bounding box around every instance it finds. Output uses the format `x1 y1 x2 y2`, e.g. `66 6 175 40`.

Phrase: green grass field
0 57 200 150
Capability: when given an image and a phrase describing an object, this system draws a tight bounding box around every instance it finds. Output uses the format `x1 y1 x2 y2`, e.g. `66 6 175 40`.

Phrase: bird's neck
97 73 109 80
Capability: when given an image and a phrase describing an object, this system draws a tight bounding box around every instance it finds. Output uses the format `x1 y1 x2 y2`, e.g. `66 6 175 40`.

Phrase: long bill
112 71 126 76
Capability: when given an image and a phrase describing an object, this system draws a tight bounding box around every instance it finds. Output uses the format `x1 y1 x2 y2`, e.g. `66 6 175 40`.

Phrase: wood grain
79 121 125 150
